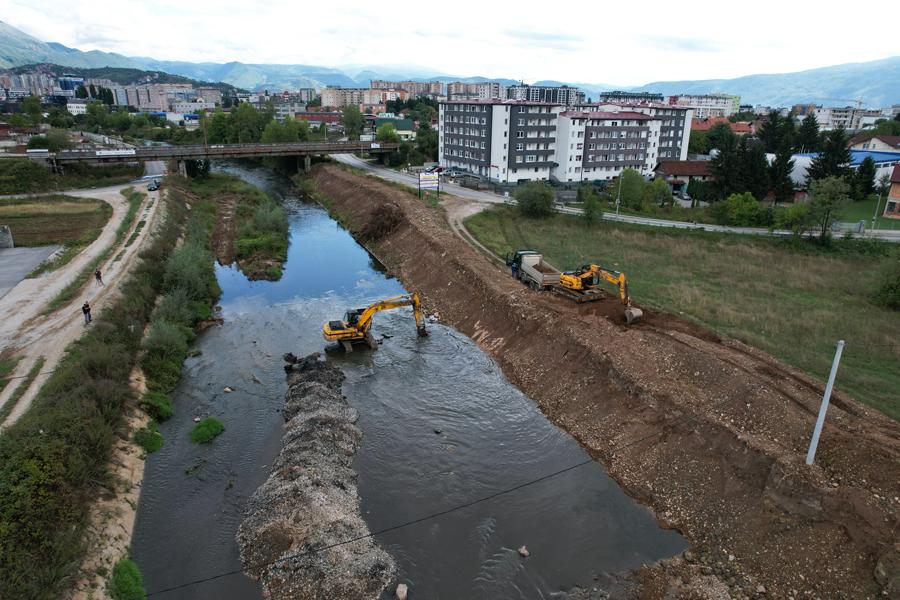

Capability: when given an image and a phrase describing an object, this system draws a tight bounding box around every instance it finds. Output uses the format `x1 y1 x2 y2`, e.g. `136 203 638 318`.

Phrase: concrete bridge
16 140 399 173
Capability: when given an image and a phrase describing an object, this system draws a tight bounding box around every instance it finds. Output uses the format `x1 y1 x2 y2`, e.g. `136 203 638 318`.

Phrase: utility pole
805 340 845 466
872 177 888 233
615 171 622 215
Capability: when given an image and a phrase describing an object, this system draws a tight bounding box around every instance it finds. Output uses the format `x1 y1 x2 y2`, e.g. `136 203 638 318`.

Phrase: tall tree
707 122 735 151
611 168 647 210
228 102 267 143
578 184 602 226
75 85 88 99
709 134 742 199
757 111 783 153
806 128 851 184
740 139 770 200
88 83 97 98
769 141 796 205
22 96 42 127
853 156 876 200
415 122 438 161
688 130 709 154
342 105 364 140
796 113 820 152
206 111 230 143
808 176 851 239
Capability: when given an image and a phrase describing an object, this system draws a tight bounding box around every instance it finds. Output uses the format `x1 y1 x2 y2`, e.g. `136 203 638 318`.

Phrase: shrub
141 320 189 392
164 242 218 303
140 391 173 421
108 558 146 600
190 417 224 443
515 182 555 218
133 422 163 453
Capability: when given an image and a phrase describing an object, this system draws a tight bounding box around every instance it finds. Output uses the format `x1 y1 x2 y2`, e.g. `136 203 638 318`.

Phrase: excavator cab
323 292 427 352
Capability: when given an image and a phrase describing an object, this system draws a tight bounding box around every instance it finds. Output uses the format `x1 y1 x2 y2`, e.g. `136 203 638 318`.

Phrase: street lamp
872 175 888 233
615 171 622 215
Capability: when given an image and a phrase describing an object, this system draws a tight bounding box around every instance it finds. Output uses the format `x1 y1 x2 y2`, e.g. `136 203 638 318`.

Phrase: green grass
133 421 163 454
0 158 141 195
190 417 224 444
108 558 146 600
465 206 900 420
0 187 187 599
0 356 20 395
840 197 900 231
0 357 45 425
139 391 173 421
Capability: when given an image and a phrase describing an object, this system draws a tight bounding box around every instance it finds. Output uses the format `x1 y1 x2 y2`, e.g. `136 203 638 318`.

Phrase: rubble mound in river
236 353 395 599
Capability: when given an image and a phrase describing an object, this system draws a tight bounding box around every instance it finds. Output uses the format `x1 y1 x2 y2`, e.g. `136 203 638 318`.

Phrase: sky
5 0 900 85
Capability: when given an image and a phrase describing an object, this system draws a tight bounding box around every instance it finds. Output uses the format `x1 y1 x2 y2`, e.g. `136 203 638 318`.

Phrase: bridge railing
52 141 400 162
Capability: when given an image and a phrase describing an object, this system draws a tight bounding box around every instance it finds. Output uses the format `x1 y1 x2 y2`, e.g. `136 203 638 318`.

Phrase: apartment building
813 106 884 131
173 101 215 114
321 87 367 109
668 93 739 118
439 100 563 183
446 81 506 101
507 84 584 107
553 111 661 183
596 91 664 104
578 102 692 160
371 80 443 96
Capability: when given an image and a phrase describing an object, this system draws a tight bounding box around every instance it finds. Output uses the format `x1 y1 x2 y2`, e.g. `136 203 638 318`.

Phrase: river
130 163 686 599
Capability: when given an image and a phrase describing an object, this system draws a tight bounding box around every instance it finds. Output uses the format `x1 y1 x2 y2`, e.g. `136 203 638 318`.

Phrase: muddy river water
131 164 686 599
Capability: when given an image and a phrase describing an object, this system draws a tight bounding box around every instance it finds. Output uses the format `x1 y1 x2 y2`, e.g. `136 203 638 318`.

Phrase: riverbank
306 163 900 599
237 353 395 599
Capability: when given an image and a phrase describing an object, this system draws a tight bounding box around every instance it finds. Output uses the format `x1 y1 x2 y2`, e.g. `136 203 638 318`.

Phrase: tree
757 111 784 153
688 130 708 154
611 168 646 210
84 101 109 129
415 122 438 162
709 134 742 199
796 113 820 153
643 177 673 209
183 159 210 179
769 141 796 205
75 85 89 99
22 96 42 127
578 184 602 225
808 176 851 239
228 102 267 143
870 119 900 137
739 140 770 200
376 123 402 165
88 83 97 98
515 182 555 218
774 203 814 237
853 156 876 200
707 122 735 151
206 111 230 143
687 179 712 204
876 173 891 198
806 128 851 183
317 122 327 140
342 105 363 140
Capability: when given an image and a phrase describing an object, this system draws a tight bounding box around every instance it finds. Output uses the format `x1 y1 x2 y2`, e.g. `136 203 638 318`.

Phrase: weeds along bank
0 158 141 195
304 164 900 599
0 187 187 600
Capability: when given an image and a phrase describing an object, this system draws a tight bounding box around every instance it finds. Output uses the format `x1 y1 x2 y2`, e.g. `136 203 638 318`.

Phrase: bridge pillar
177 160 188 178
303 155 312 173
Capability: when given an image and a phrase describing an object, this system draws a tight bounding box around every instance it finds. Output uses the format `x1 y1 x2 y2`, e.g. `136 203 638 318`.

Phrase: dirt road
309 164 900 599
0 182 162 429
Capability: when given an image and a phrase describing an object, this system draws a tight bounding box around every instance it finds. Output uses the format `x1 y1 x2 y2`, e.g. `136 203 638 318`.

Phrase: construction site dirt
308 164 900 599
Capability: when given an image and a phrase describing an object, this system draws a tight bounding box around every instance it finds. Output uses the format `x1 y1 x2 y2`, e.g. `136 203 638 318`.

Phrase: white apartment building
446 82 506 101
553 111 662 183
814 106 885 130
668 93 739 118
66 100 88 115
173 101 215 114
578 102 692 160
321 87 367 109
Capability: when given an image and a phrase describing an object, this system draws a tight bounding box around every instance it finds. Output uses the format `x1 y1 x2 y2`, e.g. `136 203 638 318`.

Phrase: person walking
82 301 92 325
94 268 104 286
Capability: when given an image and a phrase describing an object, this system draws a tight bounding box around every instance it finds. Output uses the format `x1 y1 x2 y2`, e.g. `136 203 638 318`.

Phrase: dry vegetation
466 206 900 419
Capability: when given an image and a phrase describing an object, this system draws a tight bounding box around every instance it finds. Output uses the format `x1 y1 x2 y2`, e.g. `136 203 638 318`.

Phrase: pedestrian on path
82 301 92 325
95 268 104 286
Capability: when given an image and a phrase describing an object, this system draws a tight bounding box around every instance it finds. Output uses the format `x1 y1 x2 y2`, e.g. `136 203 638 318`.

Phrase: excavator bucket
624 307 643 325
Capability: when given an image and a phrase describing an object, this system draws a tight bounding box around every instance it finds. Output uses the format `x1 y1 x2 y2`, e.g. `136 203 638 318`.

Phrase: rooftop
848 134 900 149
795 150 900 166
441 99 561 106
655 160 710 176
892 164 900 183
561 111 656 121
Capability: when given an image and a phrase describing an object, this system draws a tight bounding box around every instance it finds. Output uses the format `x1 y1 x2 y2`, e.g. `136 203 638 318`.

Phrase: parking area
0 246 60 298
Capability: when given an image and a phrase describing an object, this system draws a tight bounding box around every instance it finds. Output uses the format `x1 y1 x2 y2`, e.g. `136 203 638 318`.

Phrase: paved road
330 154 900 243
0 246 60 298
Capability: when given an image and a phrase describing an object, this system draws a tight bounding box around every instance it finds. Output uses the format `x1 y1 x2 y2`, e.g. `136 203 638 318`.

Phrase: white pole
806 340 845 465
615 171 622 215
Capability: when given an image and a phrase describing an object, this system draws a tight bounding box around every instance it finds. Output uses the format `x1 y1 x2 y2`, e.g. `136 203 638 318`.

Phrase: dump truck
505 250 561 290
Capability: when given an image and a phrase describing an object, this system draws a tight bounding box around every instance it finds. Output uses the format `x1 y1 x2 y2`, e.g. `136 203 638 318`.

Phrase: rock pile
236 353 395 599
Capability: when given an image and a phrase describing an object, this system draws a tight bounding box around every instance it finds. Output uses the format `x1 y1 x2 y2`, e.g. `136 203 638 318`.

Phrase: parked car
425 165 443 173
147 180 159 191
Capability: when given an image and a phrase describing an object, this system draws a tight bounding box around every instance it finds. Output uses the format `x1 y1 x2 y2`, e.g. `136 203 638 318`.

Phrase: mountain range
2 20 898 107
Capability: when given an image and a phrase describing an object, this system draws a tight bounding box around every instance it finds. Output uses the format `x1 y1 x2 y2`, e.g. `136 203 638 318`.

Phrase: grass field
840 196 900 231
466 206 900 419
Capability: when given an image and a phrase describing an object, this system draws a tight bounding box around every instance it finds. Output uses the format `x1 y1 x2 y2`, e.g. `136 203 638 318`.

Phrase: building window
516 143 524 151
516 131 525 138
526 155 536 162
517 118 525 125
515 156 523 164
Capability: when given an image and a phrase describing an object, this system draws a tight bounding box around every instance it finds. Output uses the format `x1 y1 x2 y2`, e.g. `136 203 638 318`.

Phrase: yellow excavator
323 292 427 351
559 264 643 324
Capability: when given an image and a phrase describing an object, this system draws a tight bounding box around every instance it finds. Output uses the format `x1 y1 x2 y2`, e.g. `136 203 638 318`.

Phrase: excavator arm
558 263 642 324
323 292 427 350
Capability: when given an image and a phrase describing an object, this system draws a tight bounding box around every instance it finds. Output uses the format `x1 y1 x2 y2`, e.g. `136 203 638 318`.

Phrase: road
0 180 163 429
330 154 900 243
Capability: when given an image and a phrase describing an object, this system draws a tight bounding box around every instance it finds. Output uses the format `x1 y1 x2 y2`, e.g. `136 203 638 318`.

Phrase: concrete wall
0 226 13 249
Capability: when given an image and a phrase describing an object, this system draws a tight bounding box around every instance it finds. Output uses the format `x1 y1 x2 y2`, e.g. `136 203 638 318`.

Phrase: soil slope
308 164 900 599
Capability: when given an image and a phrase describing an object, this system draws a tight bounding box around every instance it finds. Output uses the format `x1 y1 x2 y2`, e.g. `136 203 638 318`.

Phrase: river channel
130 163 686 599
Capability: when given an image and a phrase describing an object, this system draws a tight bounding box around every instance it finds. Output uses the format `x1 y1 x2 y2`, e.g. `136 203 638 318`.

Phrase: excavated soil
309 164 900 600
236 353 395 599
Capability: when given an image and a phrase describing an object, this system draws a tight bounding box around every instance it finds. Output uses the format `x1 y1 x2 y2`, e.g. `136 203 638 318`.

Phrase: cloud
502 30 584 51
645 36 721 53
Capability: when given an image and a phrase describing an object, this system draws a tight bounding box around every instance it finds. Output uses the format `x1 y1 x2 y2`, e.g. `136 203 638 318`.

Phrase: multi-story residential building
173 101 215 114
371 80 443 96
66 99 88 115
439 100 563 183
57 75 84 92
273 101 307 121
507 84 584 107
597 91 664 104
812 106 884 131
668 93 739 118
363 88 410 105
197 87 224 105
849 134 900 153
321 87 367 109
553 110 661 183
446 82 506 101
578 102 692 161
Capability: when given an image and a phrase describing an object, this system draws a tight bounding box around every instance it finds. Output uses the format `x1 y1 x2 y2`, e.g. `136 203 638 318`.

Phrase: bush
164 242 218 303
133 421 163 453
140 391 173 421
877 262 900 310
108 558 146 600
142 320 189 392
190 417 224 443
515 182 555 218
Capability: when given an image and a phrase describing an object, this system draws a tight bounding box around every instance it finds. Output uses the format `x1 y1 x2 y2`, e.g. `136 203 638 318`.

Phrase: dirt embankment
308 164 900 600
236 353 395 599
